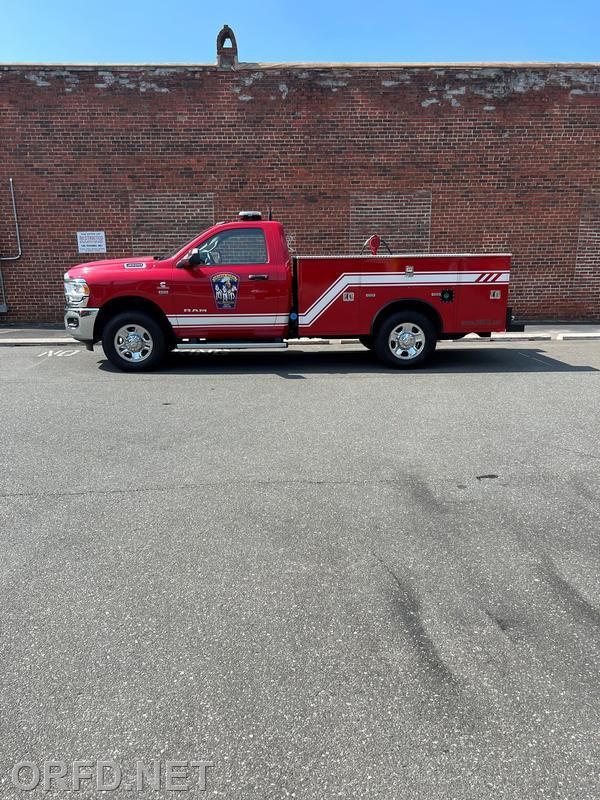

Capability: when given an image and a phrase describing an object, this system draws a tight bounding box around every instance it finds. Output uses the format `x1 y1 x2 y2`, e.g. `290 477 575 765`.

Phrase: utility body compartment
295 253 512 338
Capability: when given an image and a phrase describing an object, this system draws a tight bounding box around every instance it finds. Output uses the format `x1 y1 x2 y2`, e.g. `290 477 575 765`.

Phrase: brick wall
0 55 599 323
130 192 214 255
349 193 432 253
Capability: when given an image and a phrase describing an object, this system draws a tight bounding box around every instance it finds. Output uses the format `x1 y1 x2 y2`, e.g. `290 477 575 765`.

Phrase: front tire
373 311 436 369
102 311 166 372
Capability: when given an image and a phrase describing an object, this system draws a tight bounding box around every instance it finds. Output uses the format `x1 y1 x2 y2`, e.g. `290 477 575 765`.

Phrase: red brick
0 60 598 322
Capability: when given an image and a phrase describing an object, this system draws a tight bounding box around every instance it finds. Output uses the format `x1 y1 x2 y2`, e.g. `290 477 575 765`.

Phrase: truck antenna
267 205 273 221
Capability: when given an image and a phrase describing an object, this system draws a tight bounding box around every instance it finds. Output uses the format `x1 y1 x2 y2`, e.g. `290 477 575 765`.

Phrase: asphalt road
0 340 599 799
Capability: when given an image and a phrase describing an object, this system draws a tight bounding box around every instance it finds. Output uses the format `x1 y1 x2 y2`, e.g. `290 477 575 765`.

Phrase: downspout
0 178 22 312
0 178 22 261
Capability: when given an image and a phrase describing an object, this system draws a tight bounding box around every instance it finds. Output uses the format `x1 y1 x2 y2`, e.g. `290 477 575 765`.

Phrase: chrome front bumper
64 307 99 342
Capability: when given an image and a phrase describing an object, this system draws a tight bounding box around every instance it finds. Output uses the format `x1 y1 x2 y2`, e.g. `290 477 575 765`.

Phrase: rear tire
102 311 167 372
373 311 436 369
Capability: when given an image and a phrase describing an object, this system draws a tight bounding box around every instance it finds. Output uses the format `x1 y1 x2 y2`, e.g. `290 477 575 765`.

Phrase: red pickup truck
64 211 520 371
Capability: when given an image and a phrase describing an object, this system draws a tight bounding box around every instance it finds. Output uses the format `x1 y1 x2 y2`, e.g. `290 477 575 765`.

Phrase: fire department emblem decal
211 272 239 310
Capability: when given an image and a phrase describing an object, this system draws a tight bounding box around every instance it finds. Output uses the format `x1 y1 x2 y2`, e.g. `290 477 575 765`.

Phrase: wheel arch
370 299 443 338
93 296 174 346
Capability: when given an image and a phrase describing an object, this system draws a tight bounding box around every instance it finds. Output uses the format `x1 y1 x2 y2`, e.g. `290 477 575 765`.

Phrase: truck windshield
159 228 213 260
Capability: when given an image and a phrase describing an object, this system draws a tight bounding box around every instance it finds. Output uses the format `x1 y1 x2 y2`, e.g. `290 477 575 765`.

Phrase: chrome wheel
114 324 154 363
388 322 426 360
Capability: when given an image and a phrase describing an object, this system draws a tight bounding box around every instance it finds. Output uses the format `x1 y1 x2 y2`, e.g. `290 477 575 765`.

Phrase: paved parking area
0 340 599 798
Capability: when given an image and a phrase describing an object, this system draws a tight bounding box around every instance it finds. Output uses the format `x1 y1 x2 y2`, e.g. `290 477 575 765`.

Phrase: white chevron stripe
299 271 509 326
167 270 510 330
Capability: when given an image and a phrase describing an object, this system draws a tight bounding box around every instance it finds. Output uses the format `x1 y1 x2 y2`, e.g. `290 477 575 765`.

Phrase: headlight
64 277 90 306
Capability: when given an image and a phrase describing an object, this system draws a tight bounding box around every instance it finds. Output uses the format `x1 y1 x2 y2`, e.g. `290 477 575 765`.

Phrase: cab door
170 226 289 340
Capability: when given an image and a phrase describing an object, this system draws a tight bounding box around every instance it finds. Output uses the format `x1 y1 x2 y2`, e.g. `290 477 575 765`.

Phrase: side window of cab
195 228 268 266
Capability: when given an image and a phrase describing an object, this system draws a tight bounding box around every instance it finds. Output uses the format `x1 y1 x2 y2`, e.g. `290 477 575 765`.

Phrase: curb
556 333 600 341
456 333 554 342
490 334 553 341
0 338 336 348
0 334 598 348
0 338 83 347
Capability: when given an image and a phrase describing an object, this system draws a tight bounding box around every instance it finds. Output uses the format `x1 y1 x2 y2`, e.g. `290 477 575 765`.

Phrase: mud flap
505 307 524 332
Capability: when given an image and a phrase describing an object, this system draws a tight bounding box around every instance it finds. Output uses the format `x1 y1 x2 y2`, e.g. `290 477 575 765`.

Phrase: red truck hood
67 257 158 278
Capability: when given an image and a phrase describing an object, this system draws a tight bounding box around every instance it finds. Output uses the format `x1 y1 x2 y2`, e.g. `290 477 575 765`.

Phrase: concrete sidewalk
0 326 77 347
0 323 599 347
465 324 600 342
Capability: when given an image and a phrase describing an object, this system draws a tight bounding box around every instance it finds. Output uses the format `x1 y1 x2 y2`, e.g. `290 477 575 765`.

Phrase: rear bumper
505 307 524 332
64 307 99 342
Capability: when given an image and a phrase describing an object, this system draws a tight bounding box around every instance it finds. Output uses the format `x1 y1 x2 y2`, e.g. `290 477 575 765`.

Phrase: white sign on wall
77 231 106 254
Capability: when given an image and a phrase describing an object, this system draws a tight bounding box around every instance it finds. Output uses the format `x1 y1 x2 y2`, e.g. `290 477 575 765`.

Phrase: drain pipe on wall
0 177 23 312
1 178 22 262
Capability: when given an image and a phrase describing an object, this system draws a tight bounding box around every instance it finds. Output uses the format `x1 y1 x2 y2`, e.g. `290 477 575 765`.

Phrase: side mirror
189 252 206 267
176 252 206 269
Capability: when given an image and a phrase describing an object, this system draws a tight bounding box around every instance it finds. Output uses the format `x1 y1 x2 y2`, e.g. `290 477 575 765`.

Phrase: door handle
249 274 269 280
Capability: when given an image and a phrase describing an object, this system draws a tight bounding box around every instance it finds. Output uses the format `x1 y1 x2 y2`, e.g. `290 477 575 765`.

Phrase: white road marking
36 349 80 358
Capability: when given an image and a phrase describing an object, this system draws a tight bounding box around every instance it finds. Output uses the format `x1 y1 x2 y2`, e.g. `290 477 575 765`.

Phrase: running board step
175 342 288 351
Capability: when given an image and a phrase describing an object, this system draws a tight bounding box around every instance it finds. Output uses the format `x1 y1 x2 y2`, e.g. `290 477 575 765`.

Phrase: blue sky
2 0 598 63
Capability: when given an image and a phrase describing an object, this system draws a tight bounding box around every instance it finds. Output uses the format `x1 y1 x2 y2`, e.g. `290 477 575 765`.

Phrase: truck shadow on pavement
98 345 598 376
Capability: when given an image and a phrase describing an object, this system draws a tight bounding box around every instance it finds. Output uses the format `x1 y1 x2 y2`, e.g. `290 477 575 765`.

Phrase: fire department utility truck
64 212 521 371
